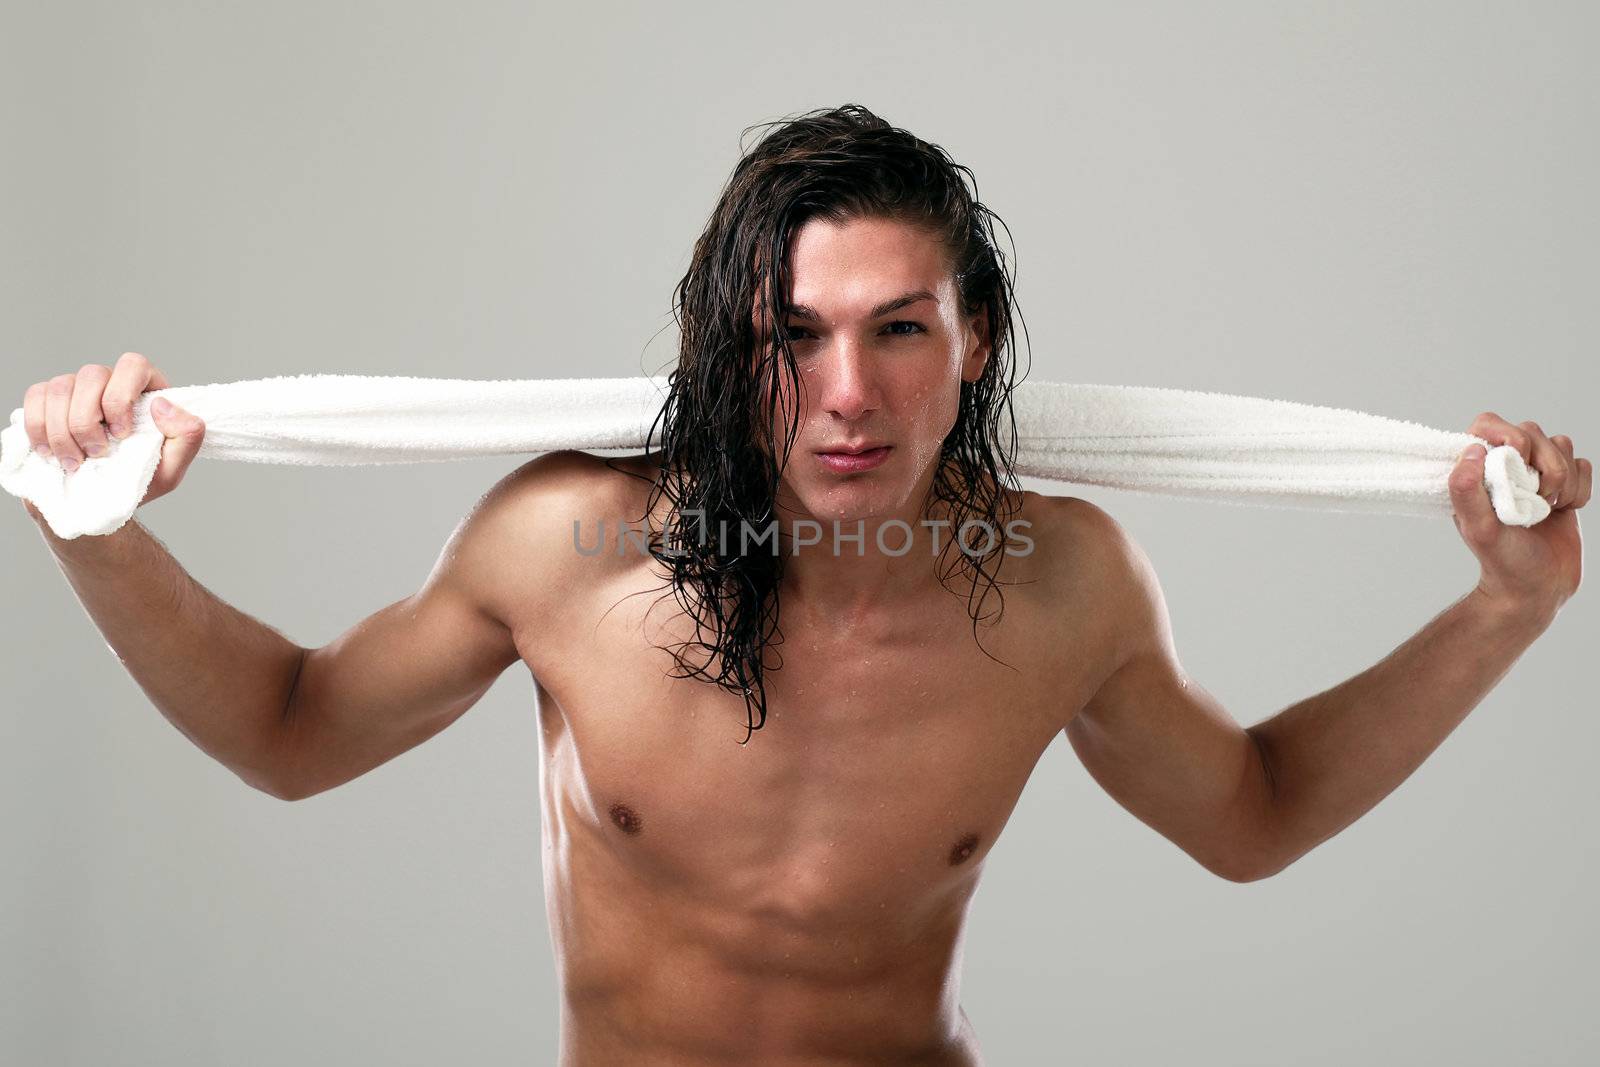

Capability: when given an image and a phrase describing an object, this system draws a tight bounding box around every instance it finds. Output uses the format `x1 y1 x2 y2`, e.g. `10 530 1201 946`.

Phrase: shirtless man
19 106 1589 1064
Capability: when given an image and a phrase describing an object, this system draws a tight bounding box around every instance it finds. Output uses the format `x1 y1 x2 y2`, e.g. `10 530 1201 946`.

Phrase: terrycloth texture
1 373 1548 540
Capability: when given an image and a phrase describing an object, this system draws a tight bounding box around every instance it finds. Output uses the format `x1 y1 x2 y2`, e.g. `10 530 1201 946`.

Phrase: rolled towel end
1482 442 1551 527
0 404 165 539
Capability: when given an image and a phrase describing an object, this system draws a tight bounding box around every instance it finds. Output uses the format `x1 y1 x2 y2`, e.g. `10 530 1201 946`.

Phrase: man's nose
814 339 881 421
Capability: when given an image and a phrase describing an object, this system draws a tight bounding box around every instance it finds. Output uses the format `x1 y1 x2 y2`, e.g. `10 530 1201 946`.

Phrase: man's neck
774 475 975 623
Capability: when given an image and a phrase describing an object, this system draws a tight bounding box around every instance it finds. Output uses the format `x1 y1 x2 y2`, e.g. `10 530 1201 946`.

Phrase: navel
947 831 981 866
608 802 644 835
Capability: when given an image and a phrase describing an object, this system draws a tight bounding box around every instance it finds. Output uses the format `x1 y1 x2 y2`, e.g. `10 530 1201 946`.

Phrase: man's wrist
26 502 140 566
1466 581 1561 636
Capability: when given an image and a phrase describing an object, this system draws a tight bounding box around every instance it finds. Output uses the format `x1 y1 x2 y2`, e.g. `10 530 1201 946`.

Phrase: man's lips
816 442 890 456
815 445 892 472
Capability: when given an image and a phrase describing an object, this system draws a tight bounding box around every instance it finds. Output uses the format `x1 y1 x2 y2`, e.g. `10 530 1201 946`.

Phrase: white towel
1 373 1547 540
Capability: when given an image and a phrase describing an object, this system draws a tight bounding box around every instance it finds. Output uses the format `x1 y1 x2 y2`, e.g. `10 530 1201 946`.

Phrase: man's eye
885 320 926 336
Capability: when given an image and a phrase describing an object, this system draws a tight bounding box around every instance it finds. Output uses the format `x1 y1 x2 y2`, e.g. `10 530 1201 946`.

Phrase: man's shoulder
485 448 661 519
1013 490 1161 641
1011 490 1139 576
443 449 664 625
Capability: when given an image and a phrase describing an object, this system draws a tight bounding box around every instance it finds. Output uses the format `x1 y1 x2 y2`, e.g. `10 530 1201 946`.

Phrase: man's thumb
148 396 206 489
1449 442 1495 542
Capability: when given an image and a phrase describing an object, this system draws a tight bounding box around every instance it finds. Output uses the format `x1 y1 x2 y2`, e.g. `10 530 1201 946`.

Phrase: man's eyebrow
783 288 937 322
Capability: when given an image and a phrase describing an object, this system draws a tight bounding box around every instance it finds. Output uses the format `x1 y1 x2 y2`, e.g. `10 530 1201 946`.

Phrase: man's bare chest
513 562 1108 923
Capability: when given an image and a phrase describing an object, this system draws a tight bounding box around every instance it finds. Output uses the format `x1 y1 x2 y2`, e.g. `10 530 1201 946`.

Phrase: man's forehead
749 216 954 322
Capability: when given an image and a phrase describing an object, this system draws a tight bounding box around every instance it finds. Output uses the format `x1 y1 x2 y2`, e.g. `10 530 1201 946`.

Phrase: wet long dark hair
623 103 1031 744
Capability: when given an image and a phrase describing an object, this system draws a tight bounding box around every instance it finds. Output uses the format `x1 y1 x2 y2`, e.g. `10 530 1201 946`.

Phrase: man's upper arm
1062 501 1278 881
266 452 584 800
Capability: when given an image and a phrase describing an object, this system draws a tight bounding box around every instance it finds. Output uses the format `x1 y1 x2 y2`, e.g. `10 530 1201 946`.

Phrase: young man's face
757 214 990 525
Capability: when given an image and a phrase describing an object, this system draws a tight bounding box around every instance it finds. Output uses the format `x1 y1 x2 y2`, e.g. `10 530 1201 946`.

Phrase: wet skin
489 452 1123 1065
501 217 1129 1063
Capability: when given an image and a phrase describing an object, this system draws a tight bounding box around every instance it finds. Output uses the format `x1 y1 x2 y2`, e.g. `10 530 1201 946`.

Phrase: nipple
609 802 644 835
948 831 980 866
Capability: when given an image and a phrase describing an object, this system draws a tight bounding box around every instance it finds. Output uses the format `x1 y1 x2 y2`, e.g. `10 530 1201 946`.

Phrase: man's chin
792 480 910 525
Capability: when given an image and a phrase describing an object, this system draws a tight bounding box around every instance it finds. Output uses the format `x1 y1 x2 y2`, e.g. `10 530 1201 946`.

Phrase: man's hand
19 352 206 512
1450 412 1589 620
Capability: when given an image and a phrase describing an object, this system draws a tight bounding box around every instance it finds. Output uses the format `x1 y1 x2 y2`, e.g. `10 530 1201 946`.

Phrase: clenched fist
1450 411 1590 620
18 352 205 518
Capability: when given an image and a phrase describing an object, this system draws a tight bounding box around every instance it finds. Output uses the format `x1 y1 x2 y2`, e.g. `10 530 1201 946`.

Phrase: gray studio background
3 2 1595 1064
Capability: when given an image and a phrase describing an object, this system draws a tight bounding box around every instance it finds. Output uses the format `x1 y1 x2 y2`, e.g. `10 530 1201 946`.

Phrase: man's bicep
269 466 547 800
1063 508 1275 880
277 573 518 799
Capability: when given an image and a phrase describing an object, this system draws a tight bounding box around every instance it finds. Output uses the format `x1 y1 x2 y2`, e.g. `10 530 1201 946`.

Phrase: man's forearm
29 508 305 796
1246 587 1557 877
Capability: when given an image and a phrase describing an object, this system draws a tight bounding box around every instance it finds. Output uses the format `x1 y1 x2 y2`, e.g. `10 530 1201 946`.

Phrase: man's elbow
1211 851 1292 884
242 746 336 802
1211 828 1296 883
235 763 315 802
250 646 318 801
235 713 319 801
261 777 317 802
1213 731 1292 883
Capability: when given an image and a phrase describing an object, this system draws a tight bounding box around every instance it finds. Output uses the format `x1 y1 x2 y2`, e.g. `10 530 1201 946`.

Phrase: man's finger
103 353 152 440
68 364 113 459
1519 421 1571 508
44 374 81 471
1449 443 1496 545
22 383 48 456
1469 411 1533 465
1573 457 1592 509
